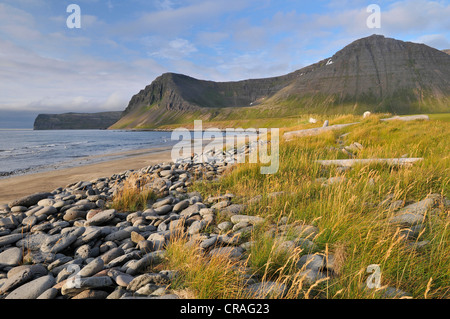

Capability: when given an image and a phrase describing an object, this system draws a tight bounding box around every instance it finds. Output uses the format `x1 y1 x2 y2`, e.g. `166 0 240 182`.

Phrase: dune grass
114 113 449 298
182 114 449 299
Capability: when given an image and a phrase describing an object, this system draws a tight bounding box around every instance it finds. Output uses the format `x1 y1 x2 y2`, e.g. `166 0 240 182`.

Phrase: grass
184 114 449 299
112 113 449 299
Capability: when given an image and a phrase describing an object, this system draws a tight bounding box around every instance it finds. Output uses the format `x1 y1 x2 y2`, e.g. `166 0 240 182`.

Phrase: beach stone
127 273 170 291
131 231 145 244
21 215 38 228
37 199 55 207
187 220 207 235
100 247 125 264
209 247 244 260
63 210 87 221
217 221 233 232
179 202 206 218
0 247 23 267
389 212 426 226
231 215 265 225
61 276 113 296
115 274 134 288
72 289 109 299
0 216 17 229
298 269 328 285
11 206 27 213
172 200 189 213
16 233 50 251
220 204 246 217
36 287 59 299
297 254 325 271
5 275 55 299
85 209 116 226
8 192 53 208
40 227 85 254
74 245 97 259
247 281 287 298
125 250 166 275
211 201 230 211
78 258 104 278
35 206 58 217
0 267 33 293
72 227 104 247
154 205 172 216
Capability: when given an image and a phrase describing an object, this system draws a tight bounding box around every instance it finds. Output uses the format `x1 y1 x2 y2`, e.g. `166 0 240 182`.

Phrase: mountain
110 35 450 129
34 112 122 130
443 49 450 55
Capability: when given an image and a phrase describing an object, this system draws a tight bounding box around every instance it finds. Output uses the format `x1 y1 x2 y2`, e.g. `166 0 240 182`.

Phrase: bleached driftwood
381 115 429 122
283 122 360 140
315 158 424 167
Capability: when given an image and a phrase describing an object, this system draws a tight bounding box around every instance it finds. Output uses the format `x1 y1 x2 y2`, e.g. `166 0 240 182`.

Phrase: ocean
0 129 176 178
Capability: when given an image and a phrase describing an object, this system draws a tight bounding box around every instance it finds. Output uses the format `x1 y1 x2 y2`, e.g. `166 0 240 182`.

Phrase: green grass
188 115 449 299
112 113 449 299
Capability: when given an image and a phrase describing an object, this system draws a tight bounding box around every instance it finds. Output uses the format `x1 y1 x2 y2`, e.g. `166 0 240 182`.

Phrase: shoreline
0 147 173 205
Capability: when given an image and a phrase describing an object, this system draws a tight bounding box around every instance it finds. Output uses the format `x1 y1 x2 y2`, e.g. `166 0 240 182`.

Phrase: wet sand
0 147 173 205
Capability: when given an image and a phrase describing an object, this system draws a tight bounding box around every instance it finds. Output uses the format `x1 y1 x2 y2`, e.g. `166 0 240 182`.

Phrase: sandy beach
0 147 173 205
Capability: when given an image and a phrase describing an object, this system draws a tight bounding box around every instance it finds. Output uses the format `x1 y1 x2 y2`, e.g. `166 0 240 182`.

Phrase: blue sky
0 0 449 128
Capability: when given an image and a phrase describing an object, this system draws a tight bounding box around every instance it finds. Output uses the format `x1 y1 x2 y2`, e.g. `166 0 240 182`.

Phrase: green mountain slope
110 35 450 129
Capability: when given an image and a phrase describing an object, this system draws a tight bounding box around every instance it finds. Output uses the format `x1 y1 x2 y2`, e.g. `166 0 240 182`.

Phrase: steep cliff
34 112 123 130
111 35 450 129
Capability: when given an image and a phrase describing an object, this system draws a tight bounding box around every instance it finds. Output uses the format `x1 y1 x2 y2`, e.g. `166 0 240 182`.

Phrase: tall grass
188 116 449 299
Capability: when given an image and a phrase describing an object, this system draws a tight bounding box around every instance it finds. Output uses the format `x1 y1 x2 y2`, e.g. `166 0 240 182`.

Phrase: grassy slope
182 114 449 298
113 113 449 299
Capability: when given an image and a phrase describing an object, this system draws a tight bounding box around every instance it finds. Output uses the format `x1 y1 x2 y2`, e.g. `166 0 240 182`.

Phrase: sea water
0 129 175 178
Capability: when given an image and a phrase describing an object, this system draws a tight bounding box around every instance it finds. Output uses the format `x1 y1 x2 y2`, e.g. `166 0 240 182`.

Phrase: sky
0 0 449 128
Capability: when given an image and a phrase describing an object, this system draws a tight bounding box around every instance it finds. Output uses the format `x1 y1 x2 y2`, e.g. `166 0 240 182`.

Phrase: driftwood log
315 158 424 167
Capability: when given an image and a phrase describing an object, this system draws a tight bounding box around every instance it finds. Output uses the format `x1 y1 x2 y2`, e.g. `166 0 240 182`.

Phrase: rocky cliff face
111 35 450 129
34 112 123 130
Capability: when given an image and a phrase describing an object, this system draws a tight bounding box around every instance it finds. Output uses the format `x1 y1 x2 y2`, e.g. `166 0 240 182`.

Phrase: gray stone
172 200 189 213
220 204 246 217
16 233 50 251
154 205 173 216
72 289 109 299
61 276 113 296
187 220 207 235
105 229 132 242
5 275 55 299
40 227 85 254
0 268 33 293
230 215 265 225
78 257 104 277
36 287 59 299
127 273 170 291
389 212 426 226
209 247 244 260
217 221 233 232
297 254 325 271
0 247 23 267
298 268 328 285
34 206 58 216
100 247 125 264
63 210 87 221
72 226 104 247
0 216 17 229
179 202 206 218
85 209 116 226
125 250 166 275
247 281 287 298
8 192 53 208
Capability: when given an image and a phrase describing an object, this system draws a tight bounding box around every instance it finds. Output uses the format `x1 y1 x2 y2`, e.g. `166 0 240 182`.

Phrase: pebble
1 148 433 300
